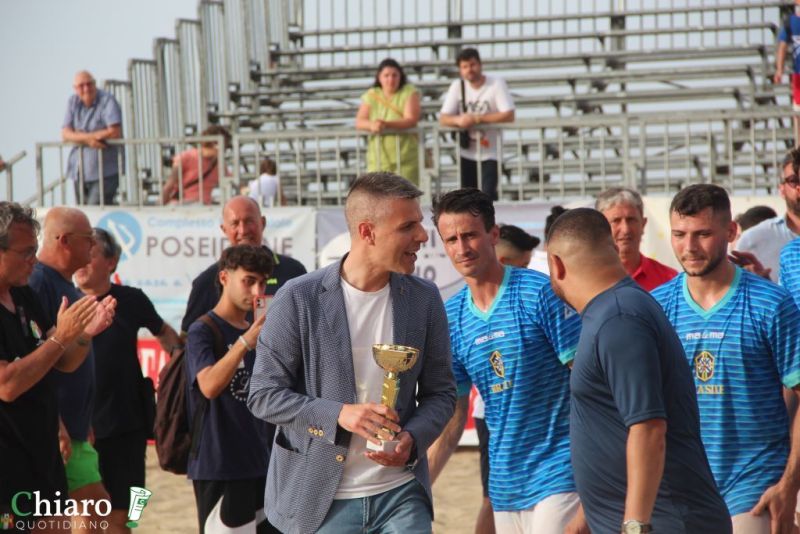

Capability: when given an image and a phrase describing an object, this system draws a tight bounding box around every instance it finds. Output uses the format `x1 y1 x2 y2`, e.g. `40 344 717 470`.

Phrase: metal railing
30 109 794 208
34 136 229 208
0 151 27 202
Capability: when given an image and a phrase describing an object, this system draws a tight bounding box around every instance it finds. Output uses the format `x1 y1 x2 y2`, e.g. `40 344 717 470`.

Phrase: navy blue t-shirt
570 277 730 533
186 311 273 480
29 263 95 442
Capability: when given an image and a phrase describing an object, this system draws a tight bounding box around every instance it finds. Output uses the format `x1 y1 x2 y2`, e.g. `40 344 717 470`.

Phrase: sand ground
136 445 482 533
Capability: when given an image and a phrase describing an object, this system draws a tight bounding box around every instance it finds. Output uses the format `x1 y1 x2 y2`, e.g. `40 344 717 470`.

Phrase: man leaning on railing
61 71 123 206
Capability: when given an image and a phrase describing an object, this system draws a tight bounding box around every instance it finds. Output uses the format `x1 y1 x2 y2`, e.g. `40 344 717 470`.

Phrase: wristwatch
622 519 653 533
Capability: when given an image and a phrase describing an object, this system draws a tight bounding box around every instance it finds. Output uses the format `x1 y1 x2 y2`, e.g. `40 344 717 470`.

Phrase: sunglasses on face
783 174 800 188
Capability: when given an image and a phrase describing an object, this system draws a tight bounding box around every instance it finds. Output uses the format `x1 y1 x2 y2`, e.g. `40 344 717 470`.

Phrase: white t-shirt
248 173 279 207
334 277 414 499
736 215 798 282
528 249 550 274
440 75 515 162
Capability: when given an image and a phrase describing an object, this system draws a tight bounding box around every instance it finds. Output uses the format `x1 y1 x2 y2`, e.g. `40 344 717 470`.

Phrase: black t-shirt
92 284 164 439
29 263 95 441
0 285 66 502
181 248 307 333
570 278 731 533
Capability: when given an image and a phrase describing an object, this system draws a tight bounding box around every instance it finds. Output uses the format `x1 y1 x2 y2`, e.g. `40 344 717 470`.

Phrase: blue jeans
316 479 432 534
74 174 119 205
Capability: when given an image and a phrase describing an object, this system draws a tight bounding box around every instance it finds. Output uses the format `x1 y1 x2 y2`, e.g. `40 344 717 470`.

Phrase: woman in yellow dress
355 58 422 185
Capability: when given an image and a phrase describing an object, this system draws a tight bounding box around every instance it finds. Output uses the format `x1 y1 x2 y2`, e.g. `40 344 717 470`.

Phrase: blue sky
0 0 198 201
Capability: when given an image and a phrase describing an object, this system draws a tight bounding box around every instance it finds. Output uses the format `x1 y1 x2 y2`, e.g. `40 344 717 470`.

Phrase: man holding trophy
248 172 456 534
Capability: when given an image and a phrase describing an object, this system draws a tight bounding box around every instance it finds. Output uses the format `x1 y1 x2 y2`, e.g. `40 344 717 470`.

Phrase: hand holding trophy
366 343 419 453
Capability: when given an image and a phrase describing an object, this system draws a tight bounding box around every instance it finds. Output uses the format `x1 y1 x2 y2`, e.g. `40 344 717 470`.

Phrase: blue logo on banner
97 211 142 262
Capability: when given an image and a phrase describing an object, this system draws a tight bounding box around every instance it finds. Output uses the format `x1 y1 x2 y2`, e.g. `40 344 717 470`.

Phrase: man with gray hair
596 187 677 291
0 202 114 522
62 70 123 205
75 228 179 533
248 172 456 534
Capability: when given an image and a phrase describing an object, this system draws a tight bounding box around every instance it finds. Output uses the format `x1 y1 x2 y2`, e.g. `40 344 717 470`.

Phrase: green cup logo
125 487 152 528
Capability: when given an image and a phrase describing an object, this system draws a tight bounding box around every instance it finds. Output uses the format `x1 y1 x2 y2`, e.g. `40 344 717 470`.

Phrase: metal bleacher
31 0 797 207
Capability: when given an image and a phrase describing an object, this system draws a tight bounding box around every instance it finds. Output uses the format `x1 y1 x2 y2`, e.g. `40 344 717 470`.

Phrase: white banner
61 207 317 329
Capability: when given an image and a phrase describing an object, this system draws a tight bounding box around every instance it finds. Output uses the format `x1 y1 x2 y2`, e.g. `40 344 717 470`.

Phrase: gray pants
74 174 119 205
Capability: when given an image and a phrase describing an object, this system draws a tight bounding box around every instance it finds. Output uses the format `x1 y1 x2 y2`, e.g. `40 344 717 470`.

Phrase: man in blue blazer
248 172 457 534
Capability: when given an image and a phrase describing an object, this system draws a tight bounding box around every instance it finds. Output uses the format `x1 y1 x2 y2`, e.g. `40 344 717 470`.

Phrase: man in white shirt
440 48 515 201
735 148 800 282
248 172 456 534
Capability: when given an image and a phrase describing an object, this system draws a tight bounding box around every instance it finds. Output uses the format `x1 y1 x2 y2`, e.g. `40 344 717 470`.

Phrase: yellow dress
361 84 420 185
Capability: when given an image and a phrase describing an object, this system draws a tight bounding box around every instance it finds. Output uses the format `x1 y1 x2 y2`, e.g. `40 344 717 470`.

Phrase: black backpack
154 314 225 474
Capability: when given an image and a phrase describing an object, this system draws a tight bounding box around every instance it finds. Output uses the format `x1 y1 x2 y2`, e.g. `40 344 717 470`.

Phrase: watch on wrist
622 519 653 534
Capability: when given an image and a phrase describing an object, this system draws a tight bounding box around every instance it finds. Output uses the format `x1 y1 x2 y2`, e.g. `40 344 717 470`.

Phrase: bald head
546 208 620 268
43 207 91 242
221 196 265 246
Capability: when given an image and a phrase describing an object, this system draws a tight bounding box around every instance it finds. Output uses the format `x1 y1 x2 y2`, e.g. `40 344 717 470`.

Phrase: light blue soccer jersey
780 238 800 310
445 266 581 511
652 267 800 515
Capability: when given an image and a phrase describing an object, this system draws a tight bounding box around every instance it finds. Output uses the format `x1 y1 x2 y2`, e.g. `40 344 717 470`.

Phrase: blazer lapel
390 273 411 349
320 261 357 402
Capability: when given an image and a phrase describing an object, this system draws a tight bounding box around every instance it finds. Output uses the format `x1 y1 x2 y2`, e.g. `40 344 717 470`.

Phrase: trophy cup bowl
366 344 419 453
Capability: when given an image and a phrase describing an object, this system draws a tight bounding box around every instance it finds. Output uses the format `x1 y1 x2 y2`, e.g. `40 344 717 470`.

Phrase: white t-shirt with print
334 277 415 499
440 75 515 162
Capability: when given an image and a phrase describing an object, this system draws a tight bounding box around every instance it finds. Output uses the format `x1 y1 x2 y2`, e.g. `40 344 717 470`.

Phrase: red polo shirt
632 255 678 291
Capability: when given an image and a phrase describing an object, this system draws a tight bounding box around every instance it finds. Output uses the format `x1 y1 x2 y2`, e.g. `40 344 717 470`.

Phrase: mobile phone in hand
253 295 272 320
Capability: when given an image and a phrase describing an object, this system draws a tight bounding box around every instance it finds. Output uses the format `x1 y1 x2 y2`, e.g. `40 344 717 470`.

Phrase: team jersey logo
29 321 42 341
695 351 715 382
490 351 505 378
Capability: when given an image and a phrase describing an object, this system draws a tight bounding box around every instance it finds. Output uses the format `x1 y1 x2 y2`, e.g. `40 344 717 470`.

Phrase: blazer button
308 427 314 434
335 454 345 463
319 430 325 437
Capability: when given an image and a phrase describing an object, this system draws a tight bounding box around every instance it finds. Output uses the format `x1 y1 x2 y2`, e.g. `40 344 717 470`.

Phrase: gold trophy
366 344 419 453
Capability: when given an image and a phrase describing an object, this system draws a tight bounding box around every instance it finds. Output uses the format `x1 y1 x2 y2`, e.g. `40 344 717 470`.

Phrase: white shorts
731 512 770 534
493 492 580 534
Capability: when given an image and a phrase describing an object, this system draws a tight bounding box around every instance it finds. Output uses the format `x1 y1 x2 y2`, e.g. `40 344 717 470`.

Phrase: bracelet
238 335 253 351
47 336 66 352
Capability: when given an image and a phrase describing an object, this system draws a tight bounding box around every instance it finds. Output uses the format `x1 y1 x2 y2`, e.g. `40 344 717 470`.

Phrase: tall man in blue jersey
547 207 731 534
652 184 800 534
427 189 583 534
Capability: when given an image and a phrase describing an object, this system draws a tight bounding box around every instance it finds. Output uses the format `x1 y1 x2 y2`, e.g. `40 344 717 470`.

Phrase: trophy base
366 439 399 453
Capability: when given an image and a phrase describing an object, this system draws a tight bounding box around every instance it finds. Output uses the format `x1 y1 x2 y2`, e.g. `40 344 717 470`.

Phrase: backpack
154 314 225 474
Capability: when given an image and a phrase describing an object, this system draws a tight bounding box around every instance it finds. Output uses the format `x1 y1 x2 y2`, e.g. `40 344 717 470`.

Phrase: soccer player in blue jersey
780 237 800 310
426 189 584 534
548 208 730 534
652 184 800 534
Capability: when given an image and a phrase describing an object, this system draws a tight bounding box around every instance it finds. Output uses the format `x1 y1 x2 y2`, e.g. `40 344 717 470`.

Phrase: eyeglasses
75 82 95 88
782 174 800 188
2 245 38 261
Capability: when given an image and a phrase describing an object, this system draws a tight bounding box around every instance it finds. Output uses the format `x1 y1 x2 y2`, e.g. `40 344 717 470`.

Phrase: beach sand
136 445 482 533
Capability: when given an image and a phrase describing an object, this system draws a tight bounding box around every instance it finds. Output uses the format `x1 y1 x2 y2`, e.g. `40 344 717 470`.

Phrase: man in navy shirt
29 207 117 528
546 207 730 534
186 244 278 533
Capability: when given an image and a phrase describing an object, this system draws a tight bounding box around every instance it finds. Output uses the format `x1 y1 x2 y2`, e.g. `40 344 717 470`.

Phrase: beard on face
681 247 726 277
